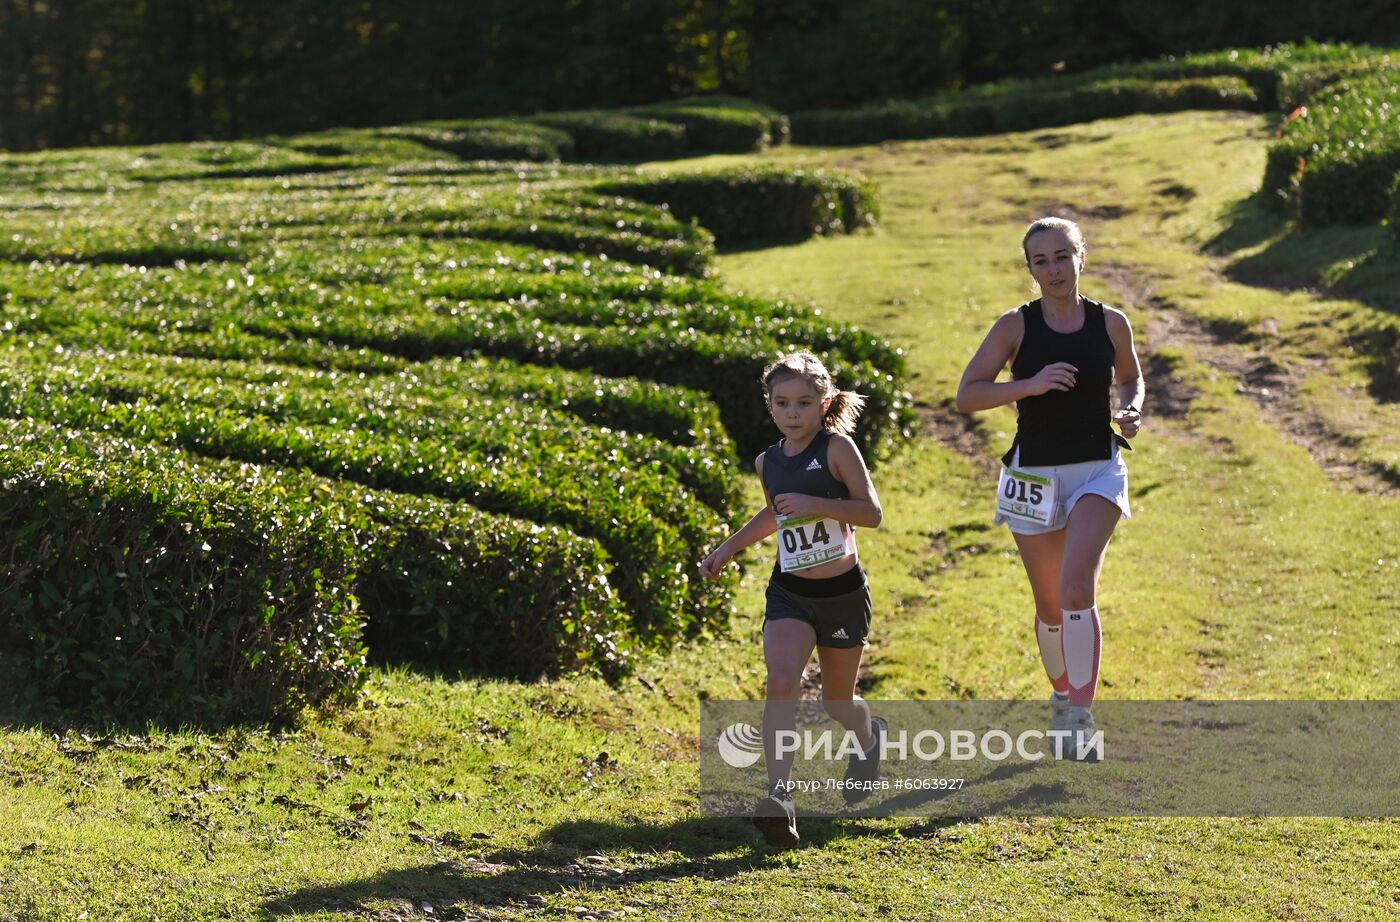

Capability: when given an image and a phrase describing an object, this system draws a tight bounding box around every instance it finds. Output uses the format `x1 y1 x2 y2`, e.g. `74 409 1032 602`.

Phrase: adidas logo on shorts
805 458 822 471
831 628 849 640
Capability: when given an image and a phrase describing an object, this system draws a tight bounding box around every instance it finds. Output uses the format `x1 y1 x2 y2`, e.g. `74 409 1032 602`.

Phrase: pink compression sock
1061 606 1101 706
1036 617 1070 695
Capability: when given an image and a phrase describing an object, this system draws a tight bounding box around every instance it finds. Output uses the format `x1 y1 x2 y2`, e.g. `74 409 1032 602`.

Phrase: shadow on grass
715 233 827 256
1204 192 1400 403
1203 191 1288 257
0 245 237 266
1207 193 1400 317
262 762 1043 917
0 694 287 735
260 815 871 917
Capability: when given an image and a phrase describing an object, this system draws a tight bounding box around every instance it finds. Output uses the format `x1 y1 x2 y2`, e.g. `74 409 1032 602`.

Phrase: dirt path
1095 260 1400 497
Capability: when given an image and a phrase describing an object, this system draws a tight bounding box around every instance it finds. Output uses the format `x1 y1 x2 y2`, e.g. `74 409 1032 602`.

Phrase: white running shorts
994 445 1130 536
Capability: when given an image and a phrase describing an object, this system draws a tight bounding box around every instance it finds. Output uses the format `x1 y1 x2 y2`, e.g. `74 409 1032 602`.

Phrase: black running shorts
764 564 871 648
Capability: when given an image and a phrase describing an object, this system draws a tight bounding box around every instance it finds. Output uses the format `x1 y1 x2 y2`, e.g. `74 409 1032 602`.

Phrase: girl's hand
698 546 734 579
1114 406 1142 438
772 493 821 519
1025 361 1077 396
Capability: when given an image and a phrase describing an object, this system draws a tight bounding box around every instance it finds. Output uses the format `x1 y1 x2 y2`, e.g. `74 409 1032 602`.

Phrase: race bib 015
996 467 1058 527
776 514 849 572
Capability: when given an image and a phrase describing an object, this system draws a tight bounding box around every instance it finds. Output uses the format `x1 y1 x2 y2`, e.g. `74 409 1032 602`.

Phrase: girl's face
1024 228 1085 298
768 375 830 440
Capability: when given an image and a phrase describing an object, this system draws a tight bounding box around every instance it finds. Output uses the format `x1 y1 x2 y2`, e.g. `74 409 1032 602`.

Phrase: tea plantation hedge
528 112 689 161
0 132 903 721
790 75 1260 145
375 97 789 165
0 417 629 723
0 419 362 724
1264 67 1400 224
381 120 577 161
596 166 878 244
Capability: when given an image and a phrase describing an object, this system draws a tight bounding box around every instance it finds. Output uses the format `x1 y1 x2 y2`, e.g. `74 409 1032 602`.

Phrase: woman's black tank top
1002 297 1129 467
762 429 850 502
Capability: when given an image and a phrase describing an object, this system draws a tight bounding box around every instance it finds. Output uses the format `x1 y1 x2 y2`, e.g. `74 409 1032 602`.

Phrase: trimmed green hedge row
790 75 1261 145
0 418 362 724
661 95 792 146
7 256 907 462
0 417 629 720
0 344 738 514
529 112 688 161
623 104 775 153
0 167 720 278
218 292 911 462
596 166 878 245
13 310 734 456
390 98 788 165
0 351 733 648
1264 68 1400 225
424 269 905 373
381 120 577 161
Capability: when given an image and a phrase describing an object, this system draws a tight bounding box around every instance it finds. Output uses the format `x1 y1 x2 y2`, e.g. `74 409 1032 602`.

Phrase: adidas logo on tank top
805 458 822 471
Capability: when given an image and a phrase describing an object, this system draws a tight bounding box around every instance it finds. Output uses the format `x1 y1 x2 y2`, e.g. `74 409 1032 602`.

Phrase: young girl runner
699 351 887 847
956 217 1144 760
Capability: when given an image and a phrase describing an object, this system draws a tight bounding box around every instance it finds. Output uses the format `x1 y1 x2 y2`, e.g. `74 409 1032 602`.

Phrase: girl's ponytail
824 390 866 436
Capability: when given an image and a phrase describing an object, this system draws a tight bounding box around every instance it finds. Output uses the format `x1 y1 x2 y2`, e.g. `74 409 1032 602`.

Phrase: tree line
1 0 1395 151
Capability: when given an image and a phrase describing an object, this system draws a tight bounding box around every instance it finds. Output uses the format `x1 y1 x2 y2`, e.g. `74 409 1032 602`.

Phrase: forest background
4 0 1400 151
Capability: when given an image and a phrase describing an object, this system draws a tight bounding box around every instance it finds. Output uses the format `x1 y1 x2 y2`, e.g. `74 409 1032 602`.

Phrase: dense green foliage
1392 172 1400 244
624 100 787 153
4 0 1394 149
0 128 906 718
598 167 877 245
0 419 364 724
791 74 1260 144
380 120 578 162
1265 66 1400 224
527 112 689 162
377 99 790 166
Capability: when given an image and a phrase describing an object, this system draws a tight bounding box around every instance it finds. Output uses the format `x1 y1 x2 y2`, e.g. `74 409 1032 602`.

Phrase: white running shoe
1062 706 1102 763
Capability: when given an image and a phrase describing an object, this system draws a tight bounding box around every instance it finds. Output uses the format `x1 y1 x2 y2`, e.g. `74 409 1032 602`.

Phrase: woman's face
769 375 830 440
1024 228 1084 298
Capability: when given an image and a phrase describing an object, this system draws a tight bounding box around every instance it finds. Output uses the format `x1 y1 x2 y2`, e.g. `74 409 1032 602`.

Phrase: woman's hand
698 545 734 579
1025 362 1077 396
1114 406 1142 438
771 493 822 520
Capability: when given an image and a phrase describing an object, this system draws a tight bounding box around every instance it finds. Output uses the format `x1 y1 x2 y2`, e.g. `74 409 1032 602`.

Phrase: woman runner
956 217 1144 760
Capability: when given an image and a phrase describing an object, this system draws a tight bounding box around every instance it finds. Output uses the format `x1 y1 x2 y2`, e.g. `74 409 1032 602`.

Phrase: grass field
3 110 1399 920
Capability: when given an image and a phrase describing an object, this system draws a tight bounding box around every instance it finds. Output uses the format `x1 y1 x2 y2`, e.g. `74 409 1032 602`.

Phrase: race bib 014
776 514 849 572
996 467 1058 527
